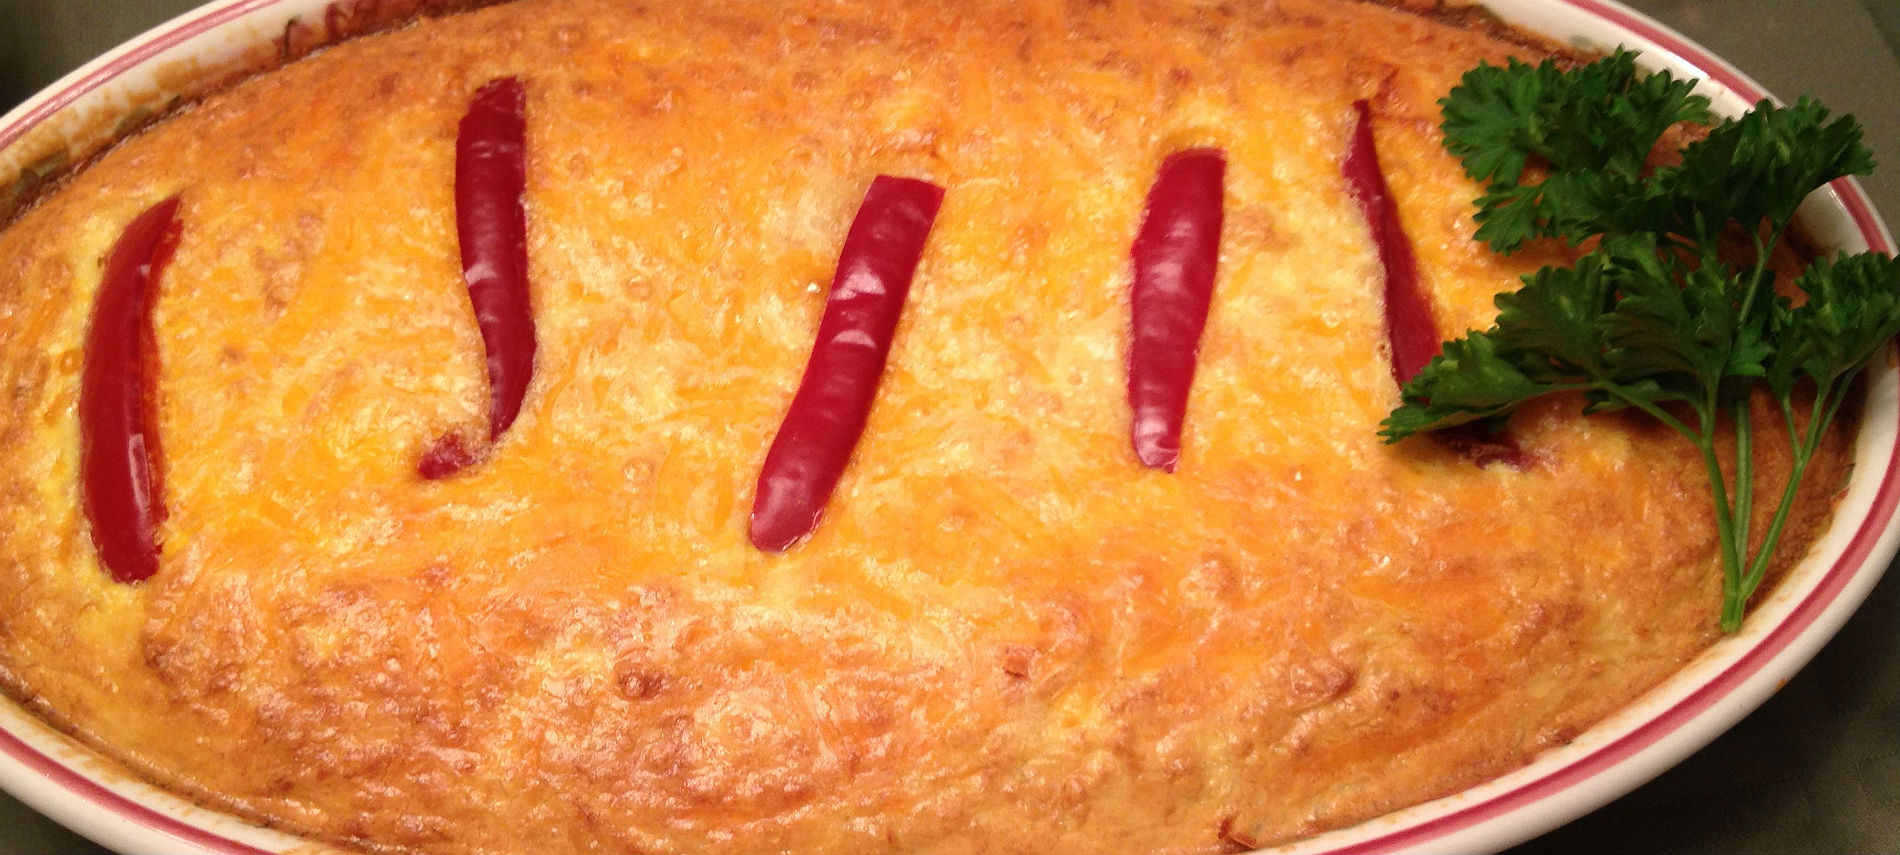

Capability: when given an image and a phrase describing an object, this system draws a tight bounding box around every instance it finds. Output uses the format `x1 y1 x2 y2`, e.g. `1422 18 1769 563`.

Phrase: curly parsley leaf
1390 50 1895 632
1440 49 1709 253
1380 333 1560 439
1768 253 1900 397
1602 244 1769 395
1663 98 1875 246
1490 249 1621 381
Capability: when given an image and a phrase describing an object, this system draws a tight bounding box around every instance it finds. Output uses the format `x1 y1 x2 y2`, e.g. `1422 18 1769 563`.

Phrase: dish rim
0 0 1894 853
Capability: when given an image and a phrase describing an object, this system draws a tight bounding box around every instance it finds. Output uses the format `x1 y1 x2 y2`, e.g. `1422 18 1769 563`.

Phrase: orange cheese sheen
0 0 1853 853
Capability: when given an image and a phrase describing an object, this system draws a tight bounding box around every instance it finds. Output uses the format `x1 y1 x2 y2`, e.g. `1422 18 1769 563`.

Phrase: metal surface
0 1 1896 852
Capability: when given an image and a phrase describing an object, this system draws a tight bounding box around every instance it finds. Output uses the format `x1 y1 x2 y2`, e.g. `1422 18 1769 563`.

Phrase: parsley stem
1613 385 1745 626
1725 377 1854 630
1733 220 1789 325
1600 385 1698 440
1712 219 1786 631
1729 395 1754 600
1689 418 1744 627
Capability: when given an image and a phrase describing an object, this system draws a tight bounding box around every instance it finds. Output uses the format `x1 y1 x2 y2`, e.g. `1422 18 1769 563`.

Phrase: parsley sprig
1382 49 1900 632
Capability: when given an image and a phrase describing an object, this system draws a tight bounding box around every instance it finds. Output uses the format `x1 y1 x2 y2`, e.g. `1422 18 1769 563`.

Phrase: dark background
2 1 1898 852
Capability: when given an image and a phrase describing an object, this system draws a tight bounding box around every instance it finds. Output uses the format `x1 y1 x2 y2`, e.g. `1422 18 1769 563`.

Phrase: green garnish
1382 48 1900 632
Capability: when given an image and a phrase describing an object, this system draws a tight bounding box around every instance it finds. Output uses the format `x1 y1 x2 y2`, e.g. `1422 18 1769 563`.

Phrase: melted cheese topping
0 1 1852 852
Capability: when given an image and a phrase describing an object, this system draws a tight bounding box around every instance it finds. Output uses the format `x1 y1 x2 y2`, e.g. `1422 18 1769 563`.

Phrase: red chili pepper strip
749 175 945 552
1342 100 1438 388
1343 100 1526 469
80 196 182 583
421 76 536 479
1129 148 1226 473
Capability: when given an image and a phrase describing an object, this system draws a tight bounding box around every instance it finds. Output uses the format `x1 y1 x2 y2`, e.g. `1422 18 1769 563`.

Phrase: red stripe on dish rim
1314 1 1900 852
1 4 302 851
0 725 277 855
0 0 286 155
0 1 1895 854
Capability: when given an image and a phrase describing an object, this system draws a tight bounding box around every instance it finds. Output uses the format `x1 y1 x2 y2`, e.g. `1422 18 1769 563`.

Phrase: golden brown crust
0 1 1855 853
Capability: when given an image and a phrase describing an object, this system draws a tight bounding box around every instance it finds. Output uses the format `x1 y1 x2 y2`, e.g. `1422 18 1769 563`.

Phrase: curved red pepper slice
749 175 945 552
80 196 182 583
1344 100 1525 468
421 76 536 479
1343 100 1438 388
1129 148 1226 472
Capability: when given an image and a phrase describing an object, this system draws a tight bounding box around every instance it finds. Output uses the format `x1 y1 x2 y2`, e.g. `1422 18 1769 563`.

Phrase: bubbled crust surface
0 0 1856 853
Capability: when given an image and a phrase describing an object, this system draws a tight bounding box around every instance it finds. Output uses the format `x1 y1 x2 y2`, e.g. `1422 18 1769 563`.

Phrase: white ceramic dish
1 1 1895 853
